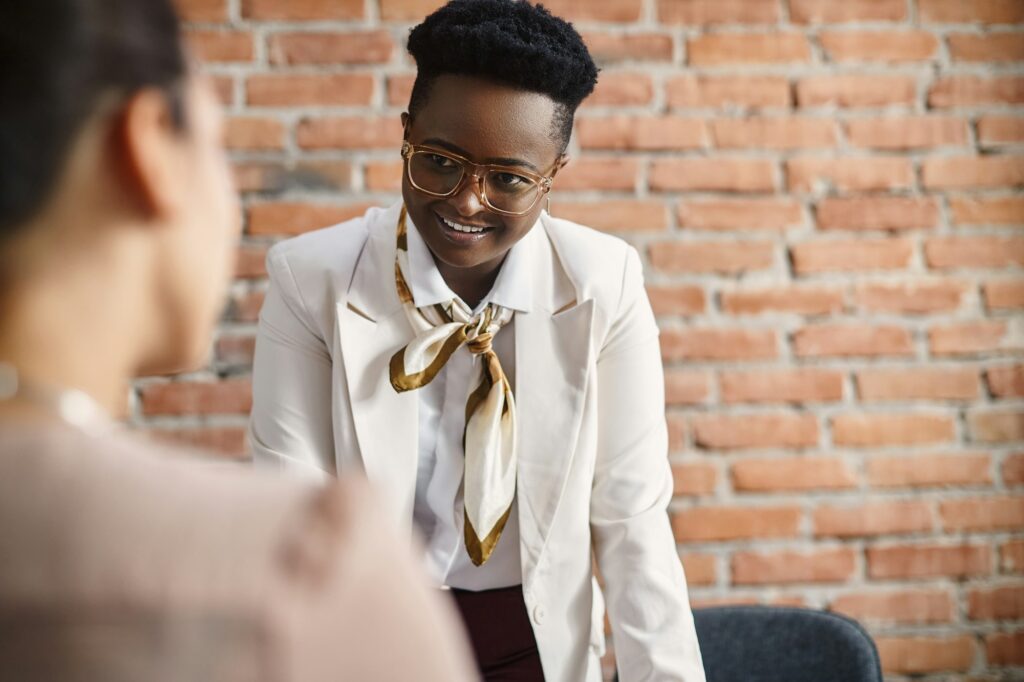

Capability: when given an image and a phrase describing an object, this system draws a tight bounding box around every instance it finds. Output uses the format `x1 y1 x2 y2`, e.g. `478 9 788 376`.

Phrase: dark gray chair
615 605 883 682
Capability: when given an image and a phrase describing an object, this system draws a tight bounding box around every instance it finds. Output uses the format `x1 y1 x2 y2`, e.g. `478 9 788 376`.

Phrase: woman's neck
435 253 507 310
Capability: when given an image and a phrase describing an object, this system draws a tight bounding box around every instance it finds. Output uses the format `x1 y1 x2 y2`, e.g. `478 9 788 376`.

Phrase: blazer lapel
515 219 595 585
336 205 419 529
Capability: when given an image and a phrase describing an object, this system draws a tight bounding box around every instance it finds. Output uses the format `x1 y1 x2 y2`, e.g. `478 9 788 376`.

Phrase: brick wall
144 0 1024 678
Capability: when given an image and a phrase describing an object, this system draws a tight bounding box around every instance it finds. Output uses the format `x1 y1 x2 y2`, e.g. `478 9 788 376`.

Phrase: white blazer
249 202 705 682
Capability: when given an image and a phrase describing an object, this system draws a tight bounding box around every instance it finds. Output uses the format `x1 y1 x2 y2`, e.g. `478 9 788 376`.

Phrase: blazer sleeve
589 247 706 682
248 246 335 481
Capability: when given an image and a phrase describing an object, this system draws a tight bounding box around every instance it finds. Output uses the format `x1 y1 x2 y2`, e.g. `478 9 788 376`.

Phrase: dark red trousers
449 585 546 681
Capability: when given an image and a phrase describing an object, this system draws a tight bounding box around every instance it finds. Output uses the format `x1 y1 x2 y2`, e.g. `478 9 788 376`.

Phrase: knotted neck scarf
389 205 517 566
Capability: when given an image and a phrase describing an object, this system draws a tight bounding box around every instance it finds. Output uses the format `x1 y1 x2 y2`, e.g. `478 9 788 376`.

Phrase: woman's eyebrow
422 137 540 172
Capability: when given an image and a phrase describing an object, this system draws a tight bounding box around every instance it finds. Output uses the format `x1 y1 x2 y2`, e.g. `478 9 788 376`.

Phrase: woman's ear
551 154 570 177
400 111 410 137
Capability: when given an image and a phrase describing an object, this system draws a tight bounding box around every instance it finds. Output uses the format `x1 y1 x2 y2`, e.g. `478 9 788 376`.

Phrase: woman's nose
449 173 487 216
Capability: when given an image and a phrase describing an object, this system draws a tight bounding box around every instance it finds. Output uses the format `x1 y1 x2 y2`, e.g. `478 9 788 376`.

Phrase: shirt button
532 605 546 625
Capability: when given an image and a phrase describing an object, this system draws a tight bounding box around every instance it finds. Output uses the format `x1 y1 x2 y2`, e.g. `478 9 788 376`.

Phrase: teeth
442 217 486 233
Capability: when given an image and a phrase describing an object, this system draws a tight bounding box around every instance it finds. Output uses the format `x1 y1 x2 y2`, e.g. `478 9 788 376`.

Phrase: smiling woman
248 2 706 681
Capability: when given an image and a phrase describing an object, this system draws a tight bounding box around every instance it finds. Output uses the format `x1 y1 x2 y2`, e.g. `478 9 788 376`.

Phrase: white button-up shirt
405 217 533 591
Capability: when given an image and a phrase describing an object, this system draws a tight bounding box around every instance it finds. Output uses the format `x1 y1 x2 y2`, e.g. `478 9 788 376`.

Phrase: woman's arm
248 246 335 481
590 247 705 682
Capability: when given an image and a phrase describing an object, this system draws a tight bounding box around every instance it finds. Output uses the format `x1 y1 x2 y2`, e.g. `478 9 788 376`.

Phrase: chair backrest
690 605 883 682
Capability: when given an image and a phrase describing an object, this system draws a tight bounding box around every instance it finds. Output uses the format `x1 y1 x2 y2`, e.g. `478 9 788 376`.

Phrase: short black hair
406 0 598 152
0 0 187 238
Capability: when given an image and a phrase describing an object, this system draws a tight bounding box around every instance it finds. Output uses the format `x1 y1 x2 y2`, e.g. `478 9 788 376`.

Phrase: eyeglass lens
408 151 542 213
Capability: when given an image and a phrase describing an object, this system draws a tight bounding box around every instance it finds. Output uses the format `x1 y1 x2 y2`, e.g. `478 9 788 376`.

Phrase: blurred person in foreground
0 1 475 680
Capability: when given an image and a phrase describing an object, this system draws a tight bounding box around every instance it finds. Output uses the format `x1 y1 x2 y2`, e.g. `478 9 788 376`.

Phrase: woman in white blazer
250 1 704 680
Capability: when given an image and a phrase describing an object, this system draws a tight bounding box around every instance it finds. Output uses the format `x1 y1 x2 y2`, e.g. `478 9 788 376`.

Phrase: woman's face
401 74 566 278
151 73 241 373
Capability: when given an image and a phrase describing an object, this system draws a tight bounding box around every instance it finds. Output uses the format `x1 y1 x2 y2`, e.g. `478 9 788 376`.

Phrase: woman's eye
493 172 529 189
426 154 456 169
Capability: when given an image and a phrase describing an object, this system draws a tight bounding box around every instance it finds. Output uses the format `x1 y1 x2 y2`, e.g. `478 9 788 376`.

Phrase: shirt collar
404 213 535 315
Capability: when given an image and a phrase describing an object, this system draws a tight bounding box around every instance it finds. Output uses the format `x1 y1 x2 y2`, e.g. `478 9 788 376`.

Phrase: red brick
855 280 968 314
364 161 403 192
649 158 775 193
732 548 856 584
583 73 654 107
550 200 667 232
926 237 1024 268
148 427 249 459
929 76 1024 107
661 328 778 361
830 590 954 625
867 453 992 488
875 636 974 674
1003 540 1024 573
246 74 373 107
241 0 362 20
215 334 256 367
712 118 837 149
979 116 1024 146
833 413 956 446
816 197 939 231
512 0 643 22
929 321 1017 356
987 631 1024 666
247 202 375 236
387 74 415 107
657 0 781 23
210 75 234 107
139 379 252 416
969 410 1024 443
920 0 1024 23
233 162 283 193
297 117 403 149
268 31 393 65
666 75 790 109
819 30 938 62
577 116 707 151
985 280 1024 311
226 291 265 323
732 456 855 491
867 543 992 579
664 369 711 404
797 75 915 108
969 585 1024 620
234 244 268 279
174 0 225 21
815 500 933 537
649 241 775 274
225 117 285 151
556 158 638 191
680 553 717 585
847 116 969 149
647 285 705 317
678 199 802 231
186 30 253 62
786 156 912 192
1003 453 1024 484
672 505 801 542
581 31 674 63
793 324 913 358
987 364 1024 397
720 369 844 403
950 196 1024 226
692 413 818 450
687 33 810 65
792 238 913 274
720 285 844 315
789 0 906 23
672 461 717 496
856 367 978 401
949 33 1024 62
667 414 687 452
924 156 1024 190
943 496 1024 532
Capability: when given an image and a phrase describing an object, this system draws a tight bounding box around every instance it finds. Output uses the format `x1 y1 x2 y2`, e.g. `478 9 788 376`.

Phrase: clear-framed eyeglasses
401 141 555 217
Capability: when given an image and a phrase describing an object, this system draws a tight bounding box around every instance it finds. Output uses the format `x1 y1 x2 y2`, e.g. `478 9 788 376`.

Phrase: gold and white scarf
389 206 517 566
